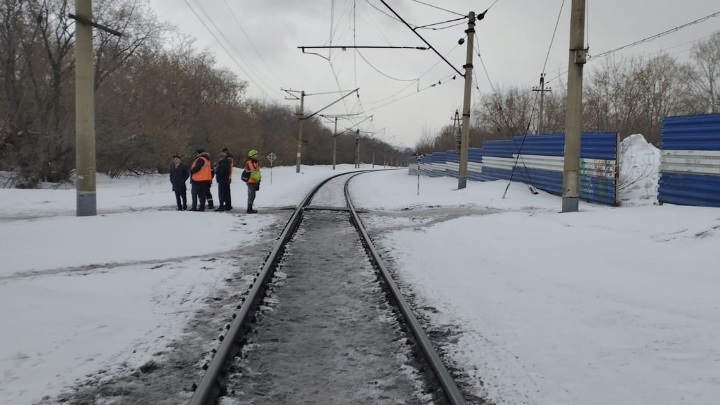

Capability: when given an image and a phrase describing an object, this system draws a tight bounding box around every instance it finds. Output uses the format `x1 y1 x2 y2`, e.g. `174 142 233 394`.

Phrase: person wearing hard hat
243 149 262 214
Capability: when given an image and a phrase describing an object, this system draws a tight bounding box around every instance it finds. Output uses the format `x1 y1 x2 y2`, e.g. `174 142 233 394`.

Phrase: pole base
458 176 467 190
561 197 579 213
77 193 97 216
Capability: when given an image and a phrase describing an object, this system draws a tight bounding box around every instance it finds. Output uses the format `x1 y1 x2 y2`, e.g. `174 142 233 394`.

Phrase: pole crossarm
306 89 358 96
281 88 303 100
342 115 374 132
300 45 428 51
302 88 360 121
319 113 363 119
68 13 122 36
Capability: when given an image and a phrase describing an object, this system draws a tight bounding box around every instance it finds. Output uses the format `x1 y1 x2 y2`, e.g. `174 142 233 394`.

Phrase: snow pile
618 134 660 206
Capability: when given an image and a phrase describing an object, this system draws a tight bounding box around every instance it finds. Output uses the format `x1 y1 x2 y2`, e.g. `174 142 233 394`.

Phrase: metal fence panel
408 132 619 206
659 113 720 207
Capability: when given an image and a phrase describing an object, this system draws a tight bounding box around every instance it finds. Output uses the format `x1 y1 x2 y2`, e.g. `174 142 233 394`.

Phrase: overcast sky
146 0 719 148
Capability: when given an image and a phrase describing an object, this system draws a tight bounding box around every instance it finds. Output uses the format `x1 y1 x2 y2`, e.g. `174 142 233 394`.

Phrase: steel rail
345 173 469 405
188 171 357 405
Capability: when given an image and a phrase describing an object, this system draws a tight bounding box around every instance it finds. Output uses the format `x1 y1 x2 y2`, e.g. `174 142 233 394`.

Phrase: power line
363 0 403 24
378 0 465 77
542 0 565 74
220 0 284 87
410 0 465 17
362 74 457 113
485 0 506 12
355 49 421 82
191 0 275 94
182 0 274 98
360 43 461 106
590 9 720 60
414 17 467 31
475 43 497 95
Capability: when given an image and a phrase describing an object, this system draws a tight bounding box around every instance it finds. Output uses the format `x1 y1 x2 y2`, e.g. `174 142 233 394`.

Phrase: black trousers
218 181 231 208
174 189 187 209
191 181 211 209
247 183 259 208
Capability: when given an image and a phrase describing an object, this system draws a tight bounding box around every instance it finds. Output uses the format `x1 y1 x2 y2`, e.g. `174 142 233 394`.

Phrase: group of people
170 148 262 214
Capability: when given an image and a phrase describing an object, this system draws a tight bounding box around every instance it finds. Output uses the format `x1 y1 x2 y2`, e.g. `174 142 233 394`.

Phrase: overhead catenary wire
589 9 720 60
360 44 459 108
485 0 506 12
356 49 420 82
191 0 278 95
378 0 465 77
525 7 720 93
220 0 284 87
416 20 468 31
319 0 468 131
542 0 566 74
410 0 466 17
362 74 456 113
182 0 274 98
363 0 403 24
472 40 541 197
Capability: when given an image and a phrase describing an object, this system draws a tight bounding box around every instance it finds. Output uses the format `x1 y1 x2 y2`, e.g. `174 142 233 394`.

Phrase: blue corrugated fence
659 113 720 207
409 132 619 206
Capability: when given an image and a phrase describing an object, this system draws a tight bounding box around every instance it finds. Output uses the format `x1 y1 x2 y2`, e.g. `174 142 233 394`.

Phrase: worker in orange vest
189 148 213 211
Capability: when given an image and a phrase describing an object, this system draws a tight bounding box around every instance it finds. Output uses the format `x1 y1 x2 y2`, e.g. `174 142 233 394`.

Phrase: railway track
188 171 468 405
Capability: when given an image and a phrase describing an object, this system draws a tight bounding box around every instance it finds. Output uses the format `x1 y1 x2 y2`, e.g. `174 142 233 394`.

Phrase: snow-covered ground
1 137 719 405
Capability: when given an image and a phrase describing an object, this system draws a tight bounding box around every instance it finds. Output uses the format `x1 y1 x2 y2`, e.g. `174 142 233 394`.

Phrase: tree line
0 0 403 187
416 31 720 153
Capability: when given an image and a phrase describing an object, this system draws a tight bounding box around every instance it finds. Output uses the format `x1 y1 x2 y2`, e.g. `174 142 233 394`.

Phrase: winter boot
247 204 257 214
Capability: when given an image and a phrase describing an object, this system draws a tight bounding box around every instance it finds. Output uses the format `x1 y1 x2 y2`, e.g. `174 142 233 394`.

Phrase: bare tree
414 125 438 154
690 31 720 113
477 87 534 140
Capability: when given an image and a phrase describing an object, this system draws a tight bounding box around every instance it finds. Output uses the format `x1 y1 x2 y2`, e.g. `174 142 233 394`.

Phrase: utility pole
354 130 361 168
319 113 365 170
532 73 552 134
69 0 120 216
562 0 587 213
458 11 476 190
296 91 305 173
333 117 338 170
74 0 95 216
285 88 359 173
452 110 461 153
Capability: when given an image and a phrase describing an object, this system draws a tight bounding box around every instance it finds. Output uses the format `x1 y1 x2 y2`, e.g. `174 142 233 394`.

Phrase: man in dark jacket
214 152 233 211
169 154 189 210
221 147 235 209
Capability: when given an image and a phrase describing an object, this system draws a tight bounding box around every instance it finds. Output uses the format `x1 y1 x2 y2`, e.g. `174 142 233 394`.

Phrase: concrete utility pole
320 113 364 170
532 73 552 134
452 110 461 153
296 91 305 173
70 3 120 216
354 130 361 168
333 117 338 170
562 0 587 213
74 0 96 216
458 11 476 190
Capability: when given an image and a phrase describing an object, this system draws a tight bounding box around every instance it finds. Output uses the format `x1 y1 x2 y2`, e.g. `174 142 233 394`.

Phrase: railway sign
266 152 276 184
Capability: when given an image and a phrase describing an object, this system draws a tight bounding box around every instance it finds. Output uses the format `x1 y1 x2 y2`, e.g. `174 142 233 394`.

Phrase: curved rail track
188 171 468 405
